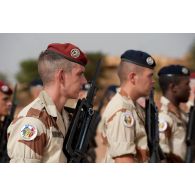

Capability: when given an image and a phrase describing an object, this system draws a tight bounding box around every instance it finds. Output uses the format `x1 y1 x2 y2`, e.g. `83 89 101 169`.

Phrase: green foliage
0 72 7 82
15 53 105 85
16 59 40 84
85 52 104 81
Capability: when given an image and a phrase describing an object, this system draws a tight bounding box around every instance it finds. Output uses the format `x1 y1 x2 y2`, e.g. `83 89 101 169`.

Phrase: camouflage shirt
159 96 188 161
7 90 69 163
101 92 148 163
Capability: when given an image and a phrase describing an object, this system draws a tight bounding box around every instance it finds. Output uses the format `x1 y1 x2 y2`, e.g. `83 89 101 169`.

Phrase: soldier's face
136 68 154 97
0 92 12 116
64 64 87 99
175 77 190 103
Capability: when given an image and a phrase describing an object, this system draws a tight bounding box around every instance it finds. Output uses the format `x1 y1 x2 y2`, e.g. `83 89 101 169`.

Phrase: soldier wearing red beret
7 43 88 163
0 80 12 122
0 81 13 162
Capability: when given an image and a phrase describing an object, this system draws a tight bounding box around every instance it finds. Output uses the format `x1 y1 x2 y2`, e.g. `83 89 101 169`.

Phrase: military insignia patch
159 119 168 132
70 48 80 58
146 57 154 65
182 67 189 75
1 85 9 92
20 124 38 141
122 112 134 128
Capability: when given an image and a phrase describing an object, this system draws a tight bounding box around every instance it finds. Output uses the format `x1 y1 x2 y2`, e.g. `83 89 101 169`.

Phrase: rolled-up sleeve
7 117 47 163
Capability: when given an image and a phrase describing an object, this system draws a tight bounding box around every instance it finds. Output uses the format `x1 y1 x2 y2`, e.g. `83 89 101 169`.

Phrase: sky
0 33 195 83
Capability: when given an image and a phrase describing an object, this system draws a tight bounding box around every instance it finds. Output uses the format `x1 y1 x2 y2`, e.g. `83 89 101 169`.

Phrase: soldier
7 43 88 163
29 78 43 100
186 71 195 110
158 65 191 162
0 80 13 124
101 50 156 163
0 80 13 161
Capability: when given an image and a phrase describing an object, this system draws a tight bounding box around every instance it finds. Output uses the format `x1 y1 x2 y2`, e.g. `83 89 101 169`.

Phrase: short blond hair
38 50 74 85
117 60 143 84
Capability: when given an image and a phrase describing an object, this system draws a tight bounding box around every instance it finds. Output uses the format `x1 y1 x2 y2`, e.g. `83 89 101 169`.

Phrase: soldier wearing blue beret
29 79 43 100
158 64 191 162
101 50 156 163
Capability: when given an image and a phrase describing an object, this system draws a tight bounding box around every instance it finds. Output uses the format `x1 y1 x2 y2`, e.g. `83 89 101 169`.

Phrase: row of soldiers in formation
0 42 194 163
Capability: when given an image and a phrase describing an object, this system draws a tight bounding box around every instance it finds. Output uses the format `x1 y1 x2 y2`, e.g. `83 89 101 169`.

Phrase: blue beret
158 65 190 77
30 79 43 87
121 50 156 69
106 85 118 94
82 83 91 91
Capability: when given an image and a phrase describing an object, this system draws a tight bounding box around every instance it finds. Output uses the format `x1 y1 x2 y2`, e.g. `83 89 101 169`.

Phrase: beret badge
70 48 80 58
1 85 9 92
146 57 154 66
182 67 189 75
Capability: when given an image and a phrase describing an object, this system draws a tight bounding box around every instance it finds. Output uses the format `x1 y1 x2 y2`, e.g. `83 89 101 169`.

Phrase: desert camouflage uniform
101 92 149 163
7 90 69 163
159 96 188 162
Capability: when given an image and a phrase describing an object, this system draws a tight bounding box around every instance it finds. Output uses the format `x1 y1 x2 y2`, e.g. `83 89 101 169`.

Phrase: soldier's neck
120 87 139 102
44 86 67 113
164 93 179 108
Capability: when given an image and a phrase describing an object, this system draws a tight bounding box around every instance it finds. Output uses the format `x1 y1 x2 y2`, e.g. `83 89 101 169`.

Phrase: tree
15 53 105 85
85 52 104 82
0 72 7 82
16 59 40 84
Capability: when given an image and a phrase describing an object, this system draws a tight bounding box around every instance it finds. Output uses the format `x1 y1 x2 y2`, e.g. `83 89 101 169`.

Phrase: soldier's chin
181 97 189 103
144 91 150 97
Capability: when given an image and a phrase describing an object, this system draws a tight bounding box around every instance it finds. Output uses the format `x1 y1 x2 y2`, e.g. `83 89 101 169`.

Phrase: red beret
190 72 195 79
0 81 13 95
47 43 88 66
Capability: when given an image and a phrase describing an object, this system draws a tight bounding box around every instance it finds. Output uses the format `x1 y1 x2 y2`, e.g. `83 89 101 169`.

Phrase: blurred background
1 33 195 106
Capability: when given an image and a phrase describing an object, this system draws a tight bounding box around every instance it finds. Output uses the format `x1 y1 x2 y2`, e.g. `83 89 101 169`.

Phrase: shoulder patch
20 124 38 141
122 112 134 128
159 119 168 132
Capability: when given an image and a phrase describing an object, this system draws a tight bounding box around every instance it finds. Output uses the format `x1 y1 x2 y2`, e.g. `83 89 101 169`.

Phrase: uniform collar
38 90 58 118
160 96 181 118
119 89 136 109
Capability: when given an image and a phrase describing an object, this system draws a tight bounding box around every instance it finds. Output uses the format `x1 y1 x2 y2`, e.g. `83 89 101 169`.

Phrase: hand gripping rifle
145 89 165 163
63 60 101 163
185 101 195 163
0 84 17 163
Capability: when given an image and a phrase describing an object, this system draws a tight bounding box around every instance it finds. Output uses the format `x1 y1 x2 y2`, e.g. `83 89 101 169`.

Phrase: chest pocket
177 122 183 127
172 119 186 139
52 130 64 138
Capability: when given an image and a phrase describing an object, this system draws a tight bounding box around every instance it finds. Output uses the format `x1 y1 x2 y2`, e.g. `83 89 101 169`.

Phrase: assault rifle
185 102 195 163
0 84 17 163
63 60 101 163
145 89 164 163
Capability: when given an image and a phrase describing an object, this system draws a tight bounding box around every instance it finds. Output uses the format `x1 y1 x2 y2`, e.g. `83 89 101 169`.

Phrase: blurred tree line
15 52 105 85
0 72 7 81
10 53 105 107
1 41 195 88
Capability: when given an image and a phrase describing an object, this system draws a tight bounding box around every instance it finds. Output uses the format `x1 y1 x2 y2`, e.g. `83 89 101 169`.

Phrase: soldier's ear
128 72 136 85
169 83 178 93
56 69 65 84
